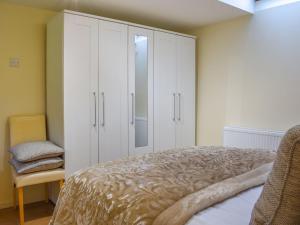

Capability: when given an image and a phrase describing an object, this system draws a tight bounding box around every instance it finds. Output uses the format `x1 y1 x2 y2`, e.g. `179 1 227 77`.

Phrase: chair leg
12 184 16 209
18 187 24 225
45 183 49 203
59 180 64 189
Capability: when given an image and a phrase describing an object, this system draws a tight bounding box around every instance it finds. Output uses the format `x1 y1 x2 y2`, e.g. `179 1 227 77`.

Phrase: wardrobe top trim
64 10 196 39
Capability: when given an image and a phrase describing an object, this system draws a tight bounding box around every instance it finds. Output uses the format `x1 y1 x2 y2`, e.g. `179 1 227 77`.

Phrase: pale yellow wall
192 2 300 145
0 2 55 208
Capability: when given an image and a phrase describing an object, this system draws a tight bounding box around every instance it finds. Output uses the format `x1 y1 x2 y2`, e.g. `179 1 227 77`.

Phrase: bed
49 146 275 225
49 124 300 225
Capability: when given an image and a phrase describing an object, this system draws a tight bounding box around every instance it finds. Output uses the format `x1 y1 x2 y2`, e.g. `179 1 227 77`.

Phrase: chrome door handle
101 92 105 127
173 93 176 121
131 93 135 125
178 93 181 121
93 92 97 127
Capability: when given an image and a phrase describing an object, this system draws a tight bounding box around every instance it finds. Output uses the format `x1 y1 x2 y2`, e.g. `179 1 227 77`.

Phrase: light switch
9 57 20 68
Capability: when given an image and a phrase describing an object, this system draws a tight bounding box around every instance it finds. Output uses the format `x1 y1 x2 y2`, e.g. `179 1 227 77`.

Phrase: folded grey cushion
10 141 64 162
10 157 64 174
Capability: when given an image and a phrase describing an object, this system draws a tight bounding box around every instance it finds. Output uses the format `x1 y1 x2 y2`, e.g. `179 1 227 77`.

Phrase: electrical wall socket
9 57 20 68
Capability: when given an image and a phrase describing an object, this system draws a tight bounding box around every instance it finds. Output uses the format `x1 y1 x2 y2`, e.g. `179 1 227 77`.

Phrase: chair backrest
9 115 46 147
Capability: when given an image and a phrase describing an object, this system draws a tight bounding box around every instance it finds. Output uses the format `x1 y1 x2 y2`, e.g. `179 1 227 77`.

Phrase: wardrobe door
64 14 99 176
175 36 196 147
128 27 154 156
154 31 177 151
98 21 128 162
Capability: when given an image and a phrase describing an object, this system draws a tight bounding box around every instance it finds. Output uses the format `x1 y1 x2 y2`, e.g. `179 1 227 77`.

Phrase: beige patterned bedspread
49 146 275 225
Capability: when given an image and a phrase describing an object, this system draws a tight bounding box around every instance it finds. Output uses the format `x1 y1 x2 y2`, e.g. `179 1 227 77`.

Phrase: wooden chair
9 115 65 225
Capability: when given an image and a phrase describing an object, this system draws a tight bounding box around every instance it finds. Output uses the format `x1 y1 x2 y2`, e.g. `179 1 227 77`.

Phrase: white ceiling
3 0 252 31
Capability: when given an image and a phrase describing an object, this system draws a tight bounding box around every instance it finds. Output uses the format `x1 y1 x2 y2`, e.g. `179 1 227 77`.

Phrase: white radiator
223 126 285 151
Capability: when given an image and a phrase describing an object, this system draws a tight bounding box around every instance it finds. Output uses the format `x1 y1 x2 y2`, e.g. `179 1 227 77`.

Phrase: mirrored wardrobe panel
134 35 148 147
128 27 154 156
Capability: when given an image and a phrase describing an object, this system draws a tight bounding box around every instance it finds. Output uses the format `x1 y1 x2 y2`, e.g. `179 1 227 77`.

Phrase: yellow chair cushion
11 168 65 188
9 115 46 147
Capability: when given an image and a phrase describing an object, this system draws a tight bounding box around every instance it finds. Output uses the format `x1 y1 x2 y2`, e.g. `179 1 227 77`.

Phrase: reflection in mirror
135 35 148 148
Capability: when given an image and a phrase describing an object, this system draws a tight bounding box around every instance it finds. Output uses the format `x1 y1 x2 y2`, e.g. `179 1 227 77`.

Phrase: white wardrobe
47 11 195 176
154 32 195 151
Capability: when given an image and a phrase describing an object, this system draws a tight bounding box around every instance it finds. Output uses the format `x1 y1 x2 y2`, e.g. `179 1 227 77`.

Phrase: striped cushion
250 125 300 224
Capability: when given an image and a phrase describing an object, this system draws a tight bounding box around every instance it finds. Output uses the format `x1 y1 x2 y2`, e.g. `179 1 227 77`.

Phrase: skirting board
0 201 13 210
223 126 285 151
